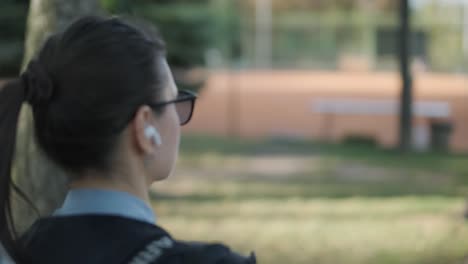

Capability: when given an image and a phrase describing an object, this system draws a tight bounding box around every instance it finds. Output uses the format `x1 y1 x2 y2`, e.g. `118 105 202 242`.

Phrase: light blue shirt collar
54 188 156 225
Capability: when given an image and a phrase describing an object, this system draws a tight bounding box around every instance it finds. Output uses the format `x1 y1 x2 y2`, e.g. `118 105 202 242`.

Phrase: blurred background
2 0 468 263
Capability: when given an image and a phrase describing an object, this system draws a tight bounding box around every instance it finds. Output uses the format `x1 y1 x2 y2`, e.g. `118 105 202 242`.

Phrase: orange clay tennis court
183 71 468 152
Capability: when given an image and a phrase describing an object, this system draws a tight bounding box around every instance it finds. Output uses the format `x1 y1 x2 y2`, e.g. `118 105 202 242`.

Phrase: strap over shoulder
128 236 174 264
126 237 256 264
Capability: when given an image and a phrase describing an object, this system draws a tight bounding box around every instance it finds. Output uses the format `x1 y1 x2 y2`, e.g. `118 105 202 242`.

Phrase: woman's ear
131 105 158 155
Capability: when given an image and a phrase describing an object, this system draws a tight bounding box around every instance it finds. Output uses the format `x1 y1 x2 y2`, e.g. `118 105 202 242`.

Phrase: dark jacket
21 215 256 264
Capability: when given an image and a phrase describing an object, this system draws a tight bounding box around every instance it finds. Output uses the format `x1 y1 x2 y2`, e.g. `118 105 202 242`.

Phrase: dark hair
0 16 166 262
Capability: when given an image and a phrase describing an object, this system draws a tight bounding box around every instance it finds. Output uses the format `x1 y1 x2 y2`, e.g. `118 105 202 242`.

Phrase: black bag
123 236 256 264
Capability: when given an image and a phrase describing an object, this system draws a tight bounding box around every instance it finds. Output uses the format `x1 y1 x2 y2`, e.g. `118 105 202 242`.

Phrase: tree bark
398 0 413 152
13 0 101 233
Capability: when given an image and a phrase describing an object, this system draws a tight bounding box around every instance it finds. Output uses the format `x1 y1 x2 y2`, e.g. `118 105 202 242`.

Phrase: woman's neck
70 172 150 204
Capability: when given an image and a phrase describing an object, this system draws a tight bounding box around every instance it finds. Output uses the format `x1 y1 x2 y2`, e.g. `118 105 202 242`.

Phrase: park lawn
150 135 468 264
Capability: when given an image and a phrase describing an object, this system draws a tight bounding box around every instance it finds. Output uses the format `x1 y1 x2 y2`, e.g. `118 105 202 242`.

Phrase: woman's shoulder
21 215 170 251
22 215 256 264
21 215 170 264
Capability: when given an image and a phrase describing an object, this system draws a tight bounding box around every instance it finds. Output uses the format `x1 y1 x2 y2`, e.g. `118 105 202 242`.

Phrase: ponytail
0 79 27 263
0 60 51 262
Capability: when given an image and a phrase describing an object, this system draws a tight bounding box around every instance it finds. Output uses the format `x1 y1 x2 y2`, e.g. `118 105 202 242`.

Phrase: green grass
150 135 468 264
178 134 468 178
153 197 468 264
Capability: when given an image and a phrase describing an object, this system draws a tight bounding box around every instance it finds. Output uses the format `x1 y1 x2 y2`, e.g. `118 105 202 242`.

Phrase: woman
0 16 256 264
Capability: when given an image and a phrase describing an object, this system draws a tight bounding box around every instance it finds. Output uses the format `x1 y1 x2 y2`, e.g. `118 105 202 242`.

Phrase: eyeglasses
148 90 197 126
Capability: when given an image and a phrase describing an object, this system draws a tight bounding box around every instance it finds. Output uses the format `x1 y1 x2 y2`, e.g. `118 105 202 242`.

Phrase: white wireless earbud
144 125 162 146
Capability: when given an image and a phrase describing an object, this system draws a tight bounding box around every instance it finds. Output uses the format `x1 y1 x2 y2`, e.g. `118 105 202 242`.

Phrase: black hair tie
20 60 54 106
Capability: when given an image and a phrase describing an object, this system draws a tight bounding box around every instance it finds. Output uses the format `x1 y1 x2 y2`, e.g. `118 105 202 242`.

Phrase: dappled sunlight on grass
152 198 468 264
151 135 468 264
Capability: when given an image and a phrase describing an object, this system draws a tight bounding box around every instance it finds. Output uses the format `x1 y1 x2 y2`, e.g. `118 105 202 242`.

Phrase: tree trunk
13 0 101 233
398 0 413 152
